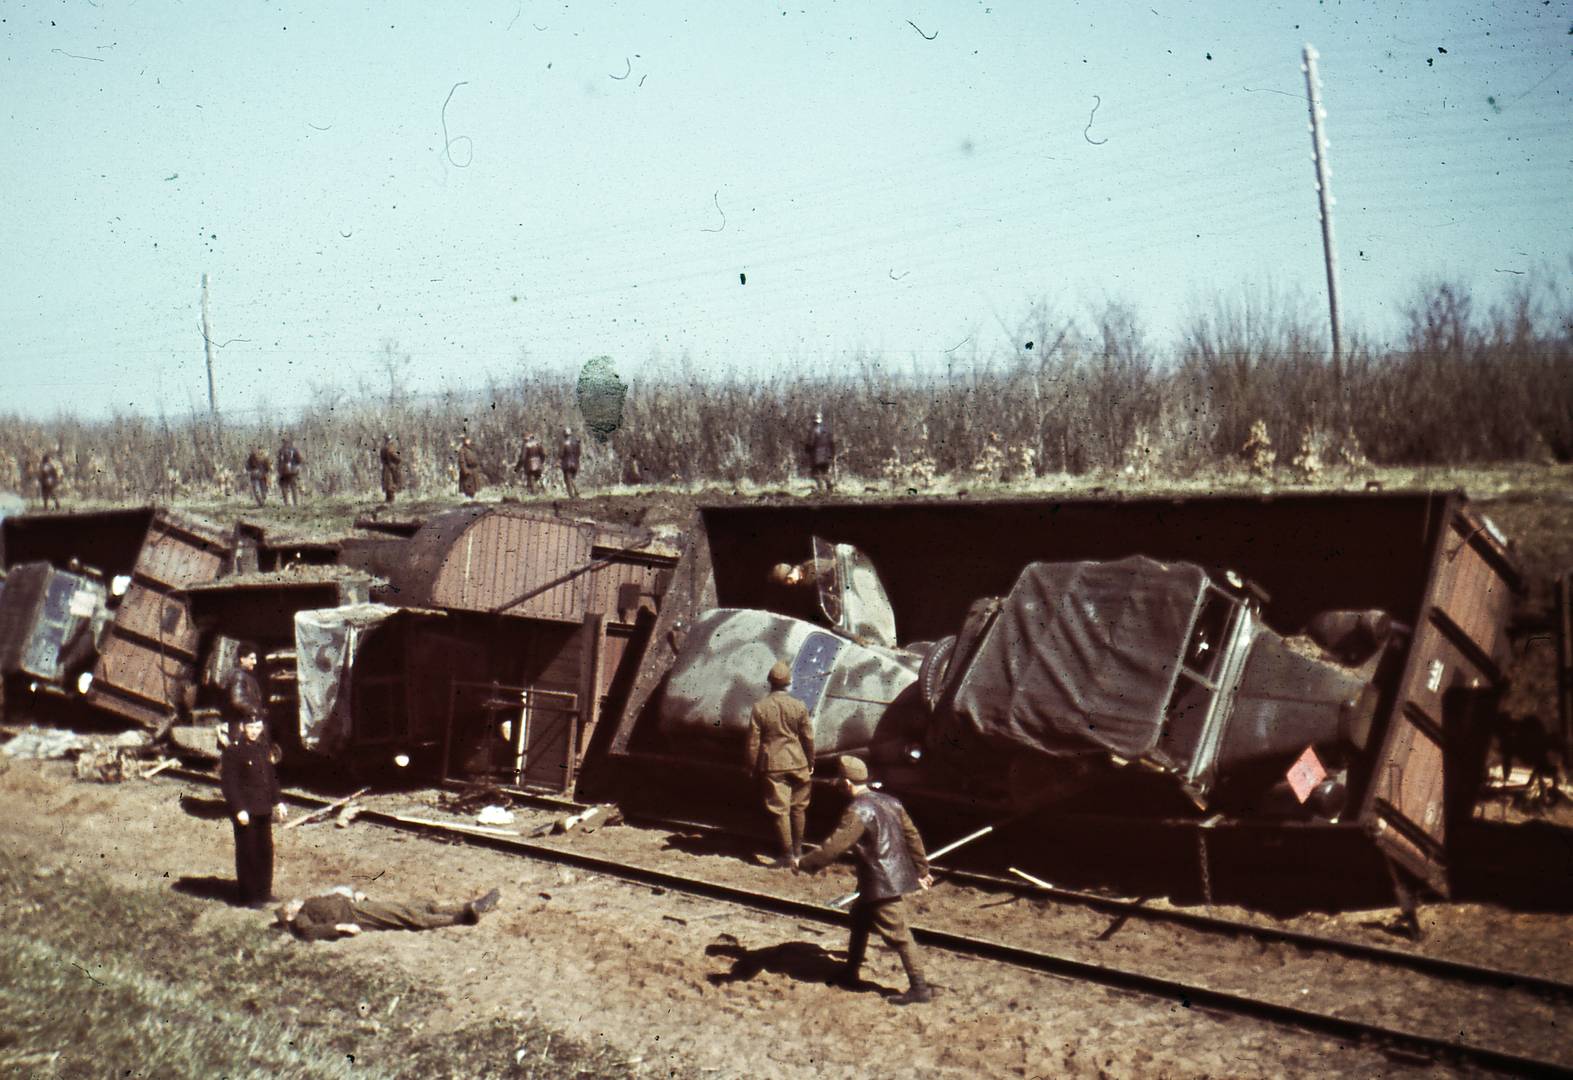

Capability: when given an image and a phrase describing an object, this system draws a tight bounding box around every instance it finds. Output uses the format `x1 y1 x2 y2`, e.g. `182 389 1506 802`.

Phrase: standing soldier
244 445 271 507
219 649 286 908
219 641 267 748
797 756 934 1005
807 410 835 494
746 660 815 869
379 433 403 504
37 451 62 510
276 434 304 507
457 435 481 500
559 427 583 498
515 432 546 495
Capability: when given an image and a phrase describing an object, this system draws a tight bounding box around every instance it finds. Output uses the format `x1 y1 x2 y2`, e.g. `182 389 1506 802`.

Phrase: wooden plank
574 612 608 794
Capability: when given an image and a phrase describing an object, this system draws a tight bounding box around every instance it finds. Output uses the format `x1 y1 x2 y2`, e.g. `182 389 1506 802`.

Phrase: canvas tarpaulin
295 604 398 752
948 556 1206 760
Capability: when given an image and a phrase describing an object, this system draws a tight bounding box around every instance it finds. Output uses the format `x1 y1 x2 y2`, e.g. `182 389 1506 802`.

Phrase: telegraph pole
1302 45 1344 398
200 272 219 427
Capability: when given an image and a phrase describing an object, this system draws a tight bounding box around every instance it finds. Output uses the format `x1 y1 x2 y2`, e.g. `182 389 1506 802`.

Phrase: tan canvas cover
295 604 398 752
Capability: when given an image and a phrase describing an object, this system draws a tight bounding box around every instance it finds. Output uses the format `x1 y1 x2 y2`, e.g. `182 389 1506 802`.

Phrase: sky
1 0 1569 420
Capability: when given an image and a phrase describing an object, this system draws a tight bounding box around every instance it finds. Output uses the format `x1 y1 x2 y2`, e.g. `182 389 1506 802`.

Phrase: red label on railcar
1287 746 1327 803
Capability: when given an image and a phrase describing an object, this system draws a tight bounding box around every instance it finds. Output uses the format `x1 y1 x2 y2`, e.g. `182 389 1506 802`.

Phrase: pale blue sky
1 0 1568 419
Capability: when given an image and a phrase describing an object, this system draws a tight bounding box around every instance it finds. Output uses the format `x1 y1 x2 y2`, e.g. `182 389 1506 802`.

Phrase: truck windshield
1154 590 1237 773
812 537 898 648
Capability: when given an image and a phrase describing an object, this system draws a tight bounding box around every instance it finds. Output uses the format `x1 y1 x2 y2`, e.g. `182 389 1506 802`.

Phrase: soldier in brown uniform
457 436 481 499
244 446 271 507
797 756 934 1004
515 432 546 494
746 660 815 868
559 427 583 499
37 452 62 510
806 410 835 494
379 434 403 504
276 435 304 507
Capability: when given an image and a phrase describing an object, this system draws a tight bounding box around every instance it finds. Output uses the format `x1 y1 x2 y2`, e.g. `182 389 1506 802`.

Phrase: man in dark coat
746 660 815 868
244 446 271 507
379 434 403 503
37 452 62 510
797 756 933 1005
276 885 501 941
276 435 304 507
219 641 267 747
220 710 286 908
559 427 583 498
806 411 835 494
457 436 481 499
515 432 546 495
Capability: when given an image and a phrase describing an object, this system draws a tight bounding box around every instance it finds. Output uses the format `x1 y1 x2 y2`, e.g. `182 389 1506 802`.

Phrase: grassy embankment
2 278 1569 506
0 845 642 1080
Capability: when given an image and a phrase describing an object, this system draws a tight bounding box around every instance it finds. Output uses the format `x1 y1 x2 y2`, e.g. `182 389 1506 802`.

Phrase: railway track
167 767 1573 1077
469 782 1573 1005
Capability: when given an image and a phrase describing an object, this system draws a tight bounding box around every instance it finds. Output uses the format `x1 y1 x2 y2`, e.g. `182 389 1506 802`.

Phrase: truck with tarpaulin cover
597 492 1520 899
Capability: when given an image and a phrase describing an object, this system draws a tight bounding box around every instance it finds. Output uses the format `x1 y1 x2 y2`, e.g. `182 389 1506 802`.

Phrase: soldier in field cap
745 659 815 869
797 755 934 1005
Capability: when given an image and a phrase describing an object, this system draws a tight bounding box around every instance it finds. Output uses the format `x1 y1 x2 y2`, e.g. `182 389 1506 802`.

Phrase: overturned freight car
286 506 680 794
0 508 234 728
601 492 1519 897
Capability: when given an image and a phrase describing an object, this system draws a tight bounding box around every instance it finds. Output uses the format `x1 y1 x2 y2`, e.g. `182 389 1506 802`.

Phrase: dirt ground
5 753 1571 1079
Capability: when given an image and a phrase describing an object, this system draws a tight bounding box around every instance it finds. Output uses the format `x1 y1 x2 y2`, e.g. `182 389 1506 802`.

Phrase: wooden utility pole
1302 45 1344 398
200 272 219 426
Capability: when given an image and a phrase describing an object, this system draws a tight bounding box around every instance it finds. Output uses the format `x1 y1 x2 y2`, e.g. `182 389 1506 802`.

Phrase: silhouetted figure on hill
276 435 303 507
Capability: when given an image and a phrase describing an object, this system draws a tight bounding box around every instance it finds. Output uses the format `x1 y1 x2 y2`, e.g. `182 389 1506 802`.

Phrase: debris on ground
539 804 623 836
437 783 512 816
4 726 166 783
476 805 516 827
3 727 90 760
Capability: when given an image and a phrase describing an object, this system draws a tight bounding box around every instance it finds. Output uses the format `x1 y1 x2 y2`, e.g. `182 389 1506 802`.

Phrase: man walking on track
797 755 934 1005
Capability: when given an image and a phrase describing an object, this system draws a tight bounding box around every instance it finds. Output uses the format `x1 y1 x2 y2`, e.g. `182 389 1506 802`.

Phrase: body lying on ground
275 885 501 941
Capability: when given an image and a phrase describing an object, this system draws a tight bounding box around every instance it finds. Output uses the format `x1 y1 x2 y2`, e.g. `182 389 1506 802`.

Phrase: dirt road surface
10 754 1569 1079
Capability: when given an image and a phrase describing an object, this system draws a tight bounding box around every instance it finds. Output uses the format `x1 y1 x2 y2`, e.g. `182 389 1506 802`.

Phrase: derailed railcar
601 492 1519 896
293 506 680 793
0 508 235 728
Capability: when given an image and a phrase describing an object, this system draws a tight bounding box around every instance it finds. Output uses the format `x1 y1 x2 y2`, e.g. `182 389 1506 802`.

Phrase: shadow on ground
705 933 894 996
171 874 247 906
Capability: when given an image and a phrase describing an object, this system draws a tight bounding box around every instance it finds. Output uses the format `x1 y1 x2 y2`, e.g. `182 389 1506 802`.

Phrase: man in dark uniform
457 435 481 499
276 435 304 507
797 756 934 1005
220 711 286 908
515 432 546 494
37 452 62 509
276 885 501 941
807 410 835 494
746 660 815 869
219 641 267 747
245 446 271 507
379 434 403 504
559 427 583 499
